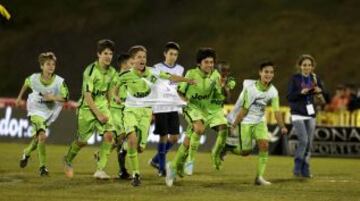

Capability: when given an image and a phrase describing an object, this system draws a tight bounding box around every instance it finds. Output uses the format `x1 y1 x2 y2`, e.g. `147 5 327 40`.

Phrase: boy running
63 39 117 180
229 61 288 185
17 52 69 176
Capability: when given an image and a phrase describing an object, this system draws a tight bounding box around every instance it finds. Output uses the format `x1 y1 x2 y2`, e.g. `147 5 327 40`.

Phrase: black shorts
153 112 180 136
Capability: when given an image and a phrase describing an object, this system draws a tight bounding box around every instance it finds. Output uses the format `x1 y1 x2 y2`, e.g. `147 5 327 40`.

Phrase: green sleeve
241 89 251 109
24 77 31 88
159 71 172 79
177 71 191 95
271 96 280 111
60 81 69 101
83 70 95 93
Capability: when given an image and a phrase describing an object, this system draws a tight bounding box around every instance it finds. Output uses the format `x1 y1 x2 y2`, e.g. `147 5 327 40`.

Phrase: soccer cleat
93 170 111 180
39 166 49 176
184 161 194 176
63 156 74 178
19 153 30 168
119 169 131 180
255 176 272 185
158 169 166 177
131 174 141 187
165 162 176 187
148 159 159 170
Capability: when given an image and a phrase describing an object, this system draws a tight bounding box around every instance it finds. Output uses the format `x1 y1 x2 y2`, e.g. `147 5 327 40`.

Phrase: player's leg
149 113 167 172
254 122 271 185
20 116 42 168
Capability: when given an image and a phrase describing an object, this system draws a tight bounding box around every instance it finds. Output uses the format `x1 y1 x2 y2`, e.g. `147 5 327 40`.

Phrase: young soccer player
148 42 185 177
184 60 236 175
165 48 229 186
63 39 117 180
113 45 193 186
17 52 69 176
229 61 288 185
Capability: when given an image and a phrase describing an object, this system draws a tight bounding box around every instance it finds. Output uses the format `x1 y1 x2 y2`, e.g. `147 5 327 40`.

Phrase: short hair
196 48 216 64
97 39 115 54
259 60 275 71
128 45 147 58
38 52 56 66
164 42 180 53
117 53 130 66
297 54 316 68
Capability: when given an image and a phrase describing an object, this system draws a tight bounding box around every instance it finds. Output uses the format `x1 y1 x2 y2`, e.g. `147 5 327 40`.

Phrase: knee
258 141 269 152
127 133 138 148
168 135 179 144
103 132 113 142
76 141 87 148
193 123 205 135
37 132 47 143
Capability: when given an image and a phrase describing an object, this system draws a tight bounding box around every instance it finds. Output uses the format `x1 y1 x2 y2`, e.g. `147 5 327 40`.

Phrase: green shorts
123 107 152 149
183 104 228 133
30 115 47 136
240 121 269 151
110 107 125 137
76 107 115 142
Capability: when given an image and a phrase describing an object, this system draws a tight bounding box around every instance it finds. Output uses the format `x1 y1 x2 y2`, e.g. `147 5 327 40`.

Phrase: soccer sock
212 129 227 156
118 149 127 172
24 138 38 156
152 141 175 164
158 142 167 171
257 151 269 177
232 145 242 155
97 141 112 170
127 147 139 175
188 131 201 162
171 143 188 170
37 142 46 167
65 141 81 164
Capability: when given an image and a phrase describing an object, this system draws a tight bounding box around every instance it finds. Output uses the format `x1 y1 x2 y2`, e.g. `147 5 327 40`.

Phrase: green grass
0 142 359 201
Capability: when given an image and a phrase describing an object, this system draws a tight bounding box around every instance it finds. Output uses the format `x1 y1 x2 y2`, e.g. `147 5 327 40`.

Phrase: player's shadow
270 177 310 184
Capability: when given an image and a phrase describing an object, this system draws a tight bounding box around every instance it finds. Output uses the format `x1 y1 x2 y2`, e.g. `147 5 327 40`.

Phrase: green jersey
116 67 171 101
109 69 128 109
209 75 236 110
178 67 222 111
78 61 116 109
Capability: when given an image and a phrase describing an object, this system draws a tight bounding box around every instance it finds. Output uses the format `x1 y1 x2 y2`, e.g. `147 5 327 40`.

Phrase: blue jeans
292 118 316 176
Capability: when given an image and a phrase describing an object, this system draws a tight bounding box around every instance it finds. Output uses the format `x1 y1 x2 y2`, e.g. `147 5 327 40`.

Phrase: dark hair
97 39 115 53
196 48 216 64
259 60 275 71
128 45 147 58
296 54 316 68
117 53 130 66
164 42 180 53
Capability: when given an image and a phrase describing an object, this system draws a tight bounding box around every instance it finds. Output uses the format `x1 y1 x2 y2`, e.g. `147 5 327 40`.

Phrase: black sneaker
20 154 30 168
158 169 166 177
39 166 49 176
131 174 141 187
119 169 131 180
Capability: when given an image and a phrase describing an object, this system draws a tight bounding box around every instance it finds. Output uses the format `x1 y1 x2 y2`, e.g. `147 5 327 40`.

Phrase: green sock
96 141 112 170
212 129 227 156
171 143 188 171
65 141 81 164
188 131 201 162
257 151 269 177
37 143 46 167
24 138 38 156
127 147 139 175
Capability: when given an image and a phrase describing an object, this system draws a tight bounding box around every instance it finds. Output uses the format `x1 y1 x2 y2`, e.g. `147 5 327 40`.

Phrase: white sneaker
93 170 110 180
255 176 272 185
184 161 194 176
165 162 176 187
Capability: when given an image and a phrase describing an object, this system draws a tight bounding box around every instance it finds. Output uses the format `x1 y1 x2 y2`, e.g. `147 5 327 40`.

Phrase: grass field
0 142 359 201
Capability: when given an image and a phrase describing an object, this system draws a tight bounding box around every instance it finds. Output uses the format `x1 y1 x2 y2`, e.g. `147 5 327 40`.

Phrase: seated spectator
326 84 348 112
345 83 360 111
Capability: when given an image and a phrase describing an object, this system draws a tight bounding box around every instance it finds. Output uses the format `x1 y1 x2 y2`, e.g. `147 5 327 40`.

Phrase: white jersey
227 80 279 124
152 62 184 113
26 73 65 125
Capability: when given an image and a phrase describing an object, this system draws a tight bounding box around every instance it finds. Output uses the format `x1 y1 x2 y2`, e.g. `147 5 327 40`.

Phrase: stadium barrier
1 98 359 157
